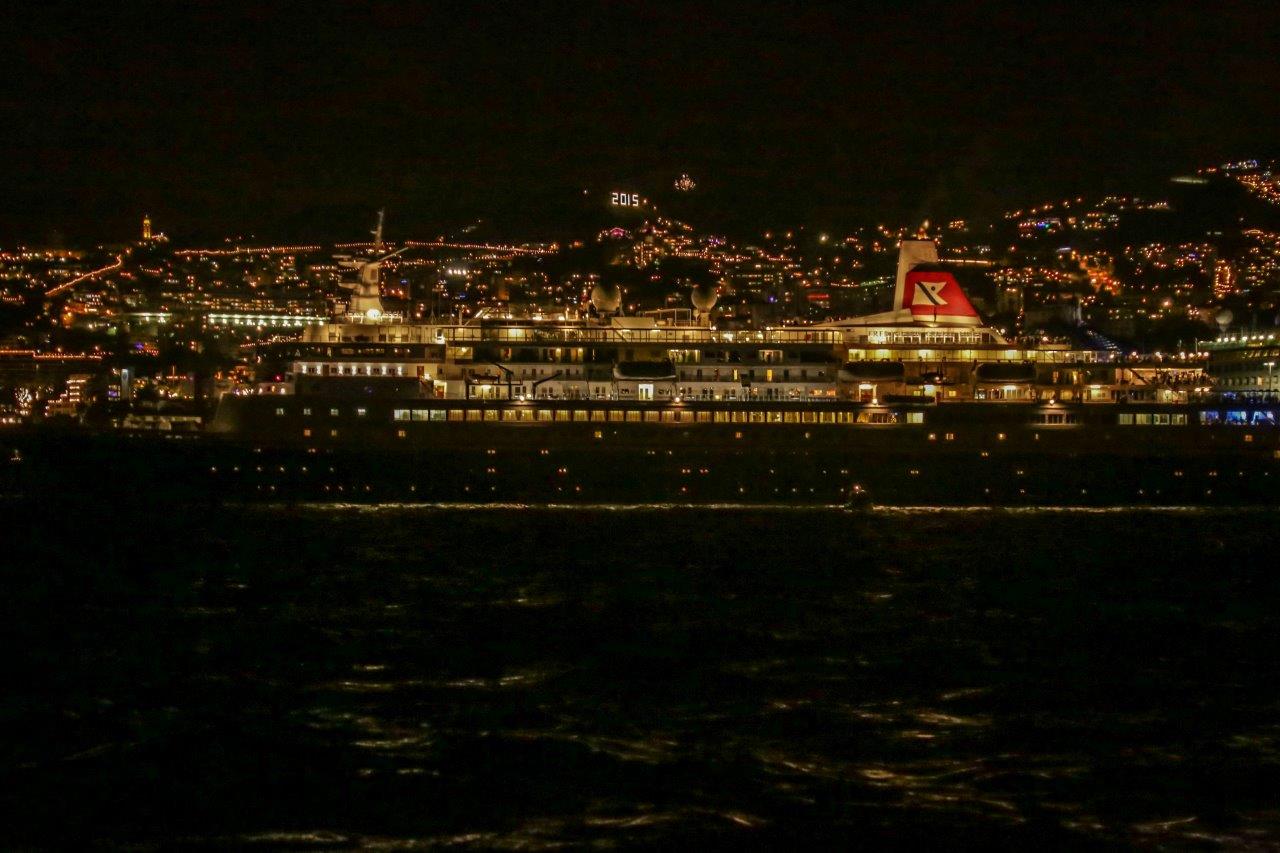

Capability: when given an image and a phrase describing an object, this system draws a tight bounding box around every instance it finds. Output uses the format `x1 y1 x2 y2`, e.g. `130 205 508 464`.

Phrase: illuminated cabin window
1038 413 1077 425
356 407 367 417
734 431 743 439
1134 414 1152 425
643 411 660 423
626 410 642 422
1172 413 1187 425
660 411 675 423
784 412 799 423
483 410 498 421
608 410 624 422
393 409 411 421
329 429 338 437
466 410 482 422
1118 413 1134 425
302 408 311 416
537 409 553 421
1245 434 1254 442
302 428 311 437
573 410 588 421
553 410 570 422
591 410 607 422
330 408 340 417
696 412 712 423
945 432 956 441
397 429 406 438
448 410 464 421
275 407 286 416
802 412 817 424
430 410 446 421
857 412 897 424
593 429 603 439
906 412 924 424
500 409 517 422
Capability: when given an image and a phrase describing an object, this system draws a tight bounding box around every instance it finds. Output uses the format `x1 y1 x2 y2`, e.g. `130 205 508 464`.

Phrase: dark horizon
3 1 1277 245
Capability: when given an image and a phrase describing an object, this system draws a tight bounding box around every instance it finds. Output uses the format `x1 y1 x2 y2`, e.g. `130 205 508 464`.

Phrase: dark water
5 504 1280 848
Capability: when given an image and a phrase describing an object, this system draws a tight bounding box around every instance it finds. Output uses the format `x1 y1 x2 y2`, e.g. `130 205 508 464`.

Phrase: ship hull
7 398 1280 507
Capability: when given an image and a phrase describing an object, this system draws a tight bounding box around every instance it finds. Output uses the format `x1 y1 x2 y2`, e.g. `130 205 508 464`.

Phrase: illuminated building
1213 260 1237 299
45 374 93 418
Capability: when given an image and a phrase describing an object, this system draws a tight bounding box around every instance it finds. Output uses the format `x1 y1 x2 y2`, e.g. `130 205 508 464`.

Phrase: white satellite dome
691 282 718 313
591 282 622 314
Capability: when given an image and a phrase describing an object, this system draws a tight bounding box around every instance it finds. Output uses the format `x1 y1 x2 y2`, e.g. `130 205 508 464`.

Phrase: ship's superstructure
261 240 1200 407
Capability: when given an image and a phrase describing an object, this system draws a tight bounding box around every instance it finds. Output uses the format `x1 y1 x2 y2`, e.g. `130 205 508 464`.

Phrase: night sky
2 1 1277 244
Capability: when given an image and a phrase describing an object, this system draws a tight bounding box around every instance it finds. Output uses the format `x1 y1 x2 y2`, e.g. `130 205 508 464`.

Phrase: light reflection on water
4 504 1280 847
283 500 1280 515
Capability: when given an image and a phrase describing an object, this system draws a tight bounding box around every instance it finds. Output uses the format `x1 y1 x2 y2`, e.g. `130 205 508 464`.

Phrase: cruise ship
10 240 1280 506
179 238 1276 505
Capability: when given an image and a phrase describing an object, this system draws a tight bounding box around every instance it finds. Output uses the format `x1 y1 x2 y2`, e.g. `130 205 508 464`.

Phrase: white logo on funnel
912 280 948 307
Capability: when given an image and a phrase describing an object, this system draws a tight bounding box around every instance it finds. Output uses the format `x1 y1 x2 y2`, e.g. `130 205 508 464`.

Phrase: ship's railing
437 326 1116 362
341 311 406 324
1186 391 1280 405
437 326 846 346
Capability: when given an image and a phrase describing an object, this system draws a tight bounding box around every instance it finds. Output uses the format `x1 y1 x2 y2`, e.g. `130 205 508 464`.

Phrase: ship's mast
372 208 385 252
339 209 410 319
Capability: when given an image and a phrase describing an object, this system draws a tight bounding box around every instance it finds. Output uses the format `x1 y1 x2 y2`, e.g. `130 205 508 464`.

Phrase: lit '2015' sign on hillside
610 192 641 207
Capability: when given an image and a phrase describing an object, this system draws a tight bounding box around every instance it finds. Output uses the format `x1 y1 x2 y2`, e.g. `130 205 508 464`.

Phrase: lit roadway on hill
403 240 553 255
45 254 123 297
172 245 322 257
170 240 553 258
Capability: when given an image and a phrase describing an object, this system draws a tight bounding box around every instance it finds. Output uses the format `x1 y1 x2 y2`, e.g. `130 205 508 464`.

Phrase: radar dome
591 282 622 314
691 282 718 313
1216 309 1234 330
